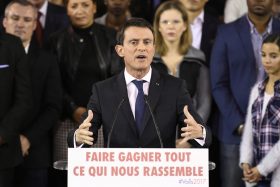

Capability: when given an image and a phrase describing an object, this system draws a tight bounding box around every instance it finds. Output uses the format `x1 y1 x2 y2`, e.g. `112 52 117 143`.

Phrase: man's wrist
197 125 206 140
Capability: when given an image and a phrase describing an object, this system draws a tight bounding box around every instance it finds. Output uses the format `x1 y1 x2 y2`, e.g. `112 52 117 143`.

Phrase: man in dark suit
68 18 211 149
210 0 280 187
3 1 62 186
0 17 32 187
179 1 221 186
180 0 221 67
27 0 68 46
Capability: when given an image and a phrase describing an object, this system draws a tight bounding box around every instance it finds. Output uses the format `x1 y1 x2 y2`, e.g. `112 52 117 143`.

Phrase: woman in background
49 0 122 161
240 34 280 187
152 1 211 126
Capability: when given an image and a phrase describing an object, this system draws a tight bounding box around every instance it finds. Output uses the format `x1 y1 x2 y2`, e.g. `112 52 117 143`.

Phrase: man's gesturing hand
182 106 203 139
75 110 94 145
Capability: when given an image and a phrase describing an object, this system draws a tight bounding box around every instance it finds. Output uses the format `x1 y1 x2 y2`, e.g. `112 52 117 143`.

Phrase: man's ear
115 45 124 57
2 17 7 29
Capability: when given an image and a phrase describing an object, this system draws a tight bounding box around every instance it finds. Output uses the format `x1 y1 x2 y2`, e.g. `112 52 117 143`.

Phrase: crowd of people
0 0 280 187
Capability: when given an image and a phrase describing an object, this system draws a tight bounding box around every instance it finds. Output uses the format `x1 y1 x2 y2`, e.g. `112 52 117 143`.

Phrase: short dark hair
116 18 154 45
5 0 37 18
263 33 280 48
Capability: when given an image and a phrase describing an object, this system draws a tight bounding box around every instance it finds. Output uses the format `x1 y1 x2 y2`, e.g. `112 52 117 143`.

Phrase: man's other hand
76 110 94 145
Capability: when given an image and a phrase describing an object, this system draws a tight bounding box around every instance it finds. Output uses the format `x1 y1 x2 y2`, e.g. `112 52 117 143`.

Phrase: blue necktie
132 80 146 131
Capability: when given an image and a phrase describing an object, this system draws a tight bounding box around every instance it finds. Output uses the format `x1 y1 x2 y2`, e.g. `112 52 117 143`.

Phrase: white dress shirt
39 0 48 28
124 67 151 119
224 0 247 23
24 43 30 54
190 11 204 50
74 66 205 147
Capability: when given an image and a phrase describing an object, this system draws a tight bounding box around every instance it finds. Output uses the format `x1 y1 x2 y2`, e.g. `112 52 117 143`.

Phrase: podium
53 159 216 171
65 148 212 187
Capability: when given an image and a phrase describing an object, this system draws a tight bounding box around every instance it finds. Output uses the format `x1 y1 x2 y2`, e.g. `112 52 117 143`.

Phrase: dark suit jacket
210 16 280 144
0 33 32 169
20 40 62 168
201 12 221 67
68 68 211 148
43 2 68 45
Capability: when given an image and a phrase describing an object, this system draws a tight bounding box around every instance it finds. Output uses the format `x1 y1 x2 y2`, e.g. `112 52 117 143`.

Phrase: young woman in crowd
240 33 280 187
152 1 211 125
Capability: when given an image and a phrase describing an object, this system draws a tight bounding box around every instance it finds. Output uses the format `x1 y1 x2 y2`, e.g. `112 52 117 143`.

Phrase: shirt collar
192 10 204 25
247 15 273 35
39 0 48 16
24 42 30 54
124 67 152 85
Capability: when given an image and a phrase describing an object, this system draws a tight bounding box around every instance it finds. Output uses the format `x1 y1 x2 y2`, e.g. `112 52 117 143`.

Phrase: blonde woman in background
152 1 211 147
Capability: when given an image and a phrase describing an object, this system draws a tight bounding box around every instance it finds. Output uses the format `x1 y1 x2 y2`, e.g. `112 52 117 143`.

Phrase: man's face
115 26 155 75
106 0 130 17
247 0 273 16
273 0 280 15
179 0 208 12
28 0 45 9
3 3 37 45
67 0 96 28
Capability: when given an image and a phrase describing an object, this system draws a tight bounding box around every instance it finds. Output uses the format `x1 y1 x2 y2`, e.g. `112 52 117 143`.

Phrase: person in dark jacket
3 1 62 186
48 0 123 163
0 14 32 187
152 1 211 125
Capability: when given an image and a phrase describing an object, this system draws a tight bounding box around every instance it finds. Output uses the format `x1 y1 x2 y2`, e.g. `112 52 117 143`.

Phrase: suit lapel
115 71 138 136
201 14 210 53
139 69 162 135
44 4 53 41
236 16 255 64
272 17 280 33
236 16 280 70
27 39 39 66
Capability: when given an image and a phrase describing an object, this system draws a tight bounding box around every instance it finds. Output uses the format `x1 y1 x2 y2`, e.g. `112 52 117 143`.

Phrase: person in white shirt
224 0 247 23
179 0 220 66
68 18 212 149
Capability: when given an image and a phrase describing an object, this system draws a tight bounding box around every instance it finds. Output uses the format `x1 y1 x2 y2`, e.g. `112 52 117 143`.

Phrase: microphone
107 97 126 148
144 95 163 148
209 161 216 171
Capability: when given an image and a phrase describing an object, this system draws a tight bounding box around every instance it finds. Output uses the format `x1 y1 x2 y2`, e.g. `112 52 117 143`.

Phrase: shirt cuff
194 125 206 146
74 129 84 148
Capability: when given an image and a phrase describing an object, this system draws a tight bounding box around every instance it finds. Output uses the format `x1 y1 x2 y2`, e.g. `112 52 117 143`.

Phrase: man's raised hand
181 106 203 140
76 110 94 145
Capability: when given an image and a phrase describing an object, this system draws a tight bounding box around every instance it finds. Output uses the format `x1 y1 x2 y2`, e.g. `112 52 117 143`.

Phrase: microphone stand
144 95 163 148
107 97 125 148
